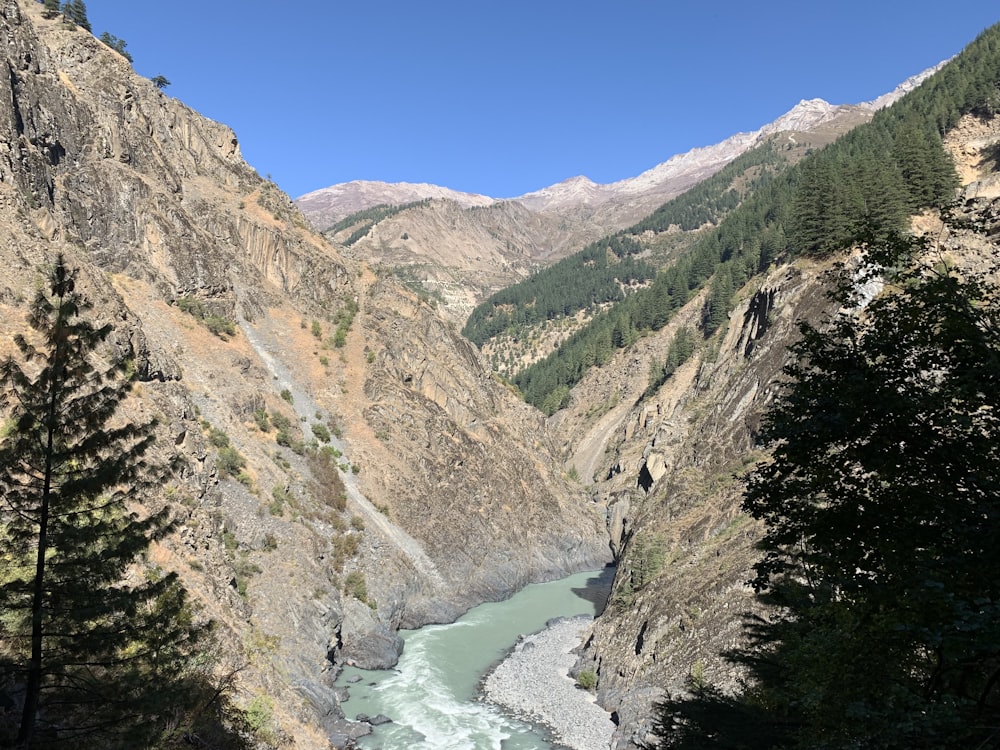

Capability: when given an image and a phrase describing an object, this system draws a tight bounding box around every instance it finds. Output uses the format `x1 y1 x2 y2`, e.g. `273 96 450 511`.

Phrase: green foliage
151 74 170 90
311 421 331 443
343 571 369 604
269 485 291 516
216 446 246 479
633 141 787 233
330 299 358 348
204 315 236 338
175 295 237 339
325 199 431 239
611 532 668 611
0 255 219 747
646 326 697 397
252 408 270 432
576 668 597 691
41 0 60 19
98 31 132 62
462 233 655 348
628 532 668 590
244 694 272 734
205 425 247 480
242 693 284 745
655 227 1000 748
232 554 262 598
279 388 294 403
307 446 347 511
390 267 445 306
61 0 90 30
310 319 322 339
270 410 299 449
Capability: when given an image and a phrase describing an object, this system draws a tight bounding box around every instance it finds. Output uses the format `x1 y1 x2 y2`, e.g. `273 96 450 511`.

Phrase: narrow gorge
2 3 999 749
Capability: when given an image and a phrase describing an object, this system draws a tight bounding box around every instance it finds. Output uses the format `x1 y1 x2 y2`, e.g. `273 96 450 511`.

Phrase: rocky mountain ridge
295 179 495 231
0 3 608 746
296 68 941 325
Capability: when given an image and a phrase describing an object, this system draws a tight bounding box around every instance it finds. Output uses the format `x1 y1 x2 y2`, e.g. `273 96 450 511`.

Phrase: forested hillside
461 142 789 352
480 23 1000 414
325 199 432 244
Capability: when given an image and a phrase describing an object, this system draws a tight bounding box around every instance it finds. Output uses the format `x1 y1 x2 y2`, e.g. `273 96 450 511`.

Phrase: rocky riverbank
481 616 615 750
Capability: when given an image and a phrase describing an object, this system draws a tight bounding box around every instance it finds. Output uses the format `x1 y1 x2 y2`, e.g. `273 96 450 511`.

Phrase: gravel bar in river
481 615 614 750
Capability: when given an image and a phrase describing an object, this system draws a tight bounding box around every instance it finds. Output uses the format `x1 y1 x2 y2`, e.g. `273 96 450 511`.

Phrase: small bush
308 449 347 511
205 315 236 338
269 485 290 516
244 694 277 743
175 295 237 339
576 668 597 691
271 411 298 447
343 570 368 603
217 446 246 478
311 422 331 443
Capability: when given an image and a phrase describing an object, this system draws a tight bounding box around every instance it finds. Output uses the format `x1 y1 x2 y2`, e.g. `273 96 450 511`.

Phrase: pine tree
0 255 208 747
41 0 60 19
61 0 90 31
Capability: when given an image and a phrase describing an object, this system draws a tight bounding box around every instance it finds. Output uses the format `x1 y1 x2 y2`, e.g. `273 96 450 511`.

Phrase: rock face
0 3 608 746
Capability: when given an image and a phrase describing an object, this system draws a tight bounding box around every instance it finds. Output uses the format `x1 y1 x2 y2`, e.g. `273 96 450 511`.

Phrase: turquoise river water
335 567 614 750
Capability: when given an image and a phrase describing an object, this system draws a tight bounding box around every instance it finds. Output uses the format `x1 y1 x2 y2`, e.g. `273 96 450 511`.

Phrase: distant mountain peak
297 64 947 226
296 180 494 229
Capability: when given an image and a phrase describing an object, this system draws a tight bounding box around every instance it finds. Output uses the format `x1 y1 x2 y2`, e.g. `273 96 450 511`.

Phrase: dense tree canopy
654 228 1000 749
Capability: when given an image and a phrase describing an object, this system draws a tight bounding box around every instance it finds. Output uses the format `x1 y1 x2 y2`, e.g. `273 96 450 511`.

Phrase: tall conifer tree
0 255 206 747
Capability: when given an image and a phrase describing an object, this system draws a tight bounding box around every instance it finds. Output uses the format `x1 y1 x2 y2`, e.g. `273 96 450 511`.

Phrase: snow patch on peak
515 175 609 211
295 180 494 228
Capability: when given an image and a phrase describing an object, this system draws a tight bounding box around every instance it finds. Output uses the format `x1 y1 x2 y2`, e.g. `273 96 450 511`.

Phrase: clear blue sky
82 2 998 200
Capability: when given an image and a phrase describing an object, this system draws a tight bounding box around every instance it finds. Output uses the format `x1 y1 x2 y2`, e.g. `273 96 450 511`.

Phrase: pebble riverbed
481 616 615 750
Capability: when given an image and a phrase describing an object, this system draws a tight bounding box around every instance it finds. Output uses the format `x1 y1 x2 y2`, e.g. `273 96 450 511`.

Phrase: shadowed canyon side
0 2 608 746
548 114 1000 748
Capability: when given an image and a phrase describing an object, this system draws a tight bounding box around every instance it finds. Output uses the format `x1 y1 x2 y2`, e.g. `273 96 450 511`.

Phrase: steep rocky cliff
0 3 608 746
558 114 1000 749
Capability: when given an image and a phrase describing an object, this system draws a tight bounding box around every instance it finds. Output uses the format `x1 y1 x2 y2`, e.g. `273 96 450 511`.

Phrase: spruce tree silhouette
0 255 207 747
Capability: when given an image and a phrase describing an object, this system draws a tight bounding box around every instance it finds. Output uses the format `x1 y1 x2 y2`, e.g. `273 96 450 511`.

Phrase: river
335 567 614 749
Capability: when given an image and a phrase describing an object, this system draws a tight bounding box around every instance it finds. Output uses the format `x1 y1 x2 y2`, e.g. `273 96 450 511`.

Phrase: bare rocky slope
0 3 608 746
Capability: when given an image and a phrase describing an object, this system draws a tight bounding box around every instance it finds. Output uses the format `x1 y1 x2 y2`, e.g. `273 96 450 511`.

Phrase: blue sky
82 2 998 200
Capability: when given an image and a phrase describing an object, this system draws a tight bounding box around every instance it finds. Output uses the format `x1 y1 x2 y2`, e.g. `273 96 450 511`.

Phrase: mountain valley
1 2 999 749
